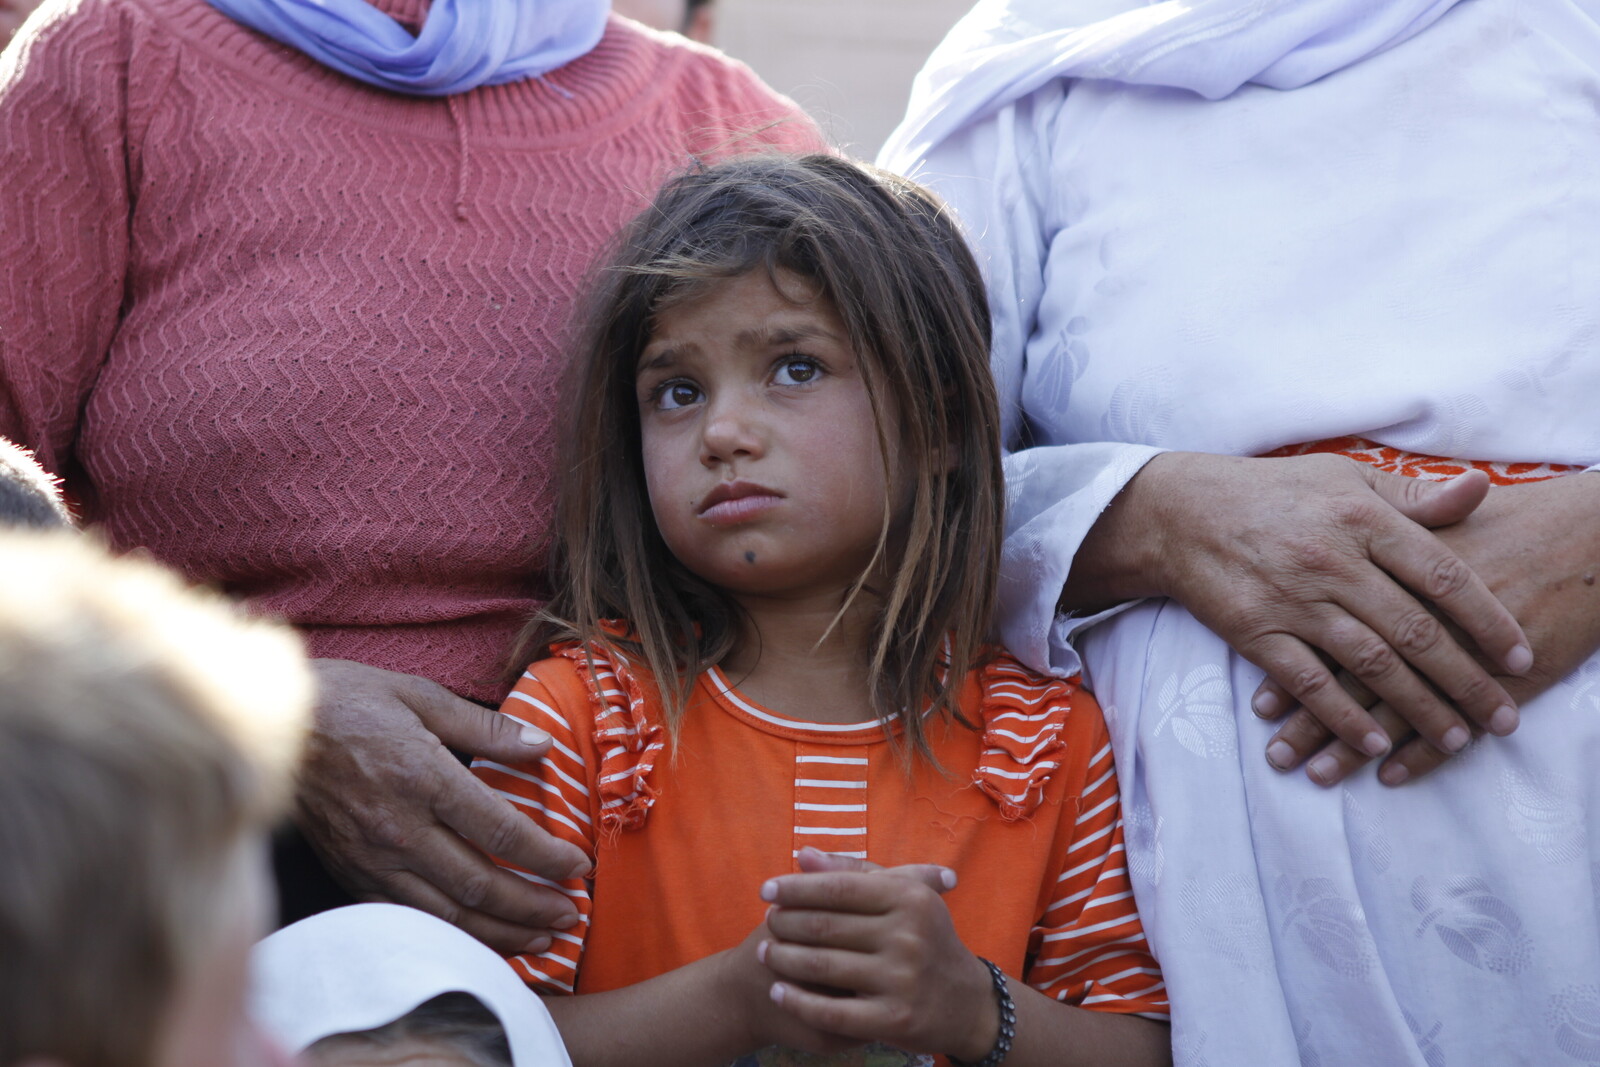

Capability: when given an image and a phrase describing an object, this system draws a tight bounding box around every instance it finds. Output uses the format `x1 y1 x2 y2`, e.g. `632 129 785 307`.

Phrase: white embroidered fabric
884 1 1600 1063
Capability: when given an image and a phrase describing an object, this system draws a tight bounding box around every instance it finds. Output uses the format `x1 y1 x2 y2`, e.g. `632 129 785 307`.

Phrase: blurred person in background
0 0 43 50
612 0 713 42
0 0 823 955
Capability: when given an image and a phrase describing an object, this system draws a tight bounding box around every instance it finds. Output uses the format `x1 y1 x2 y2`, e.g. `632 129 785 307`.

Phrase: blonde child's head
530 154 1002 758
0 532 310 1067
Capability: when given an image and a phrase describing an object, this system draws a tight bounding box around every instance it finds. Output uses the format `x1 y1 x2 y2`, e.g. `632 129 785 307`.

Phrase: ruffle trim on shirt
971 653 1079 821
553 640 665 844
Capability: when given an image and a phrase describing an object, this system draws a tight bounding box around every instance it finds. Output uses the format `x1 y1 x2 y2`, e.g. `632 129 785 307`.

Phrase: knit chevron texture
0 0 825 702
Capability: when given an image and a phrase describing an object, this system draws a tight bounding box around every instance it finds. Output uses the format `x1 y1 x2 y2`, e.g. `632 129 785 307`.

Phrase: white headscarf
251 904 572 1066
881 0 1465 169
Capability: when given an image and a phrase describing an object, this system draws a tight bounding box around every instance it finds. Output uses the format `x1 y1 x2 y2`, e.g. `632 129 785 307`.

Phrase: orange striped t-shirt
473 643 1167 1062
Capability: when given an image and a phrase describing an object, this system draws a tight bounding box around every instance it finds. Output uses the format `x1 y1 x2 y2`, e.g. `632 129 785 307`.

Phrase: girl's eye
654 381 702 410
774 358 821 386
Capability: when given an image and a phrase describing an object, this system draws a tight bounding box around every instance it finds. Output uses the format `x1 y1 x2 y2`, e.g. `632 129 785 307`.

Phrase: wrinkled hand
1073 453 1531 763
753 850 993 1062
1256 473 1600 784
295 659 590 953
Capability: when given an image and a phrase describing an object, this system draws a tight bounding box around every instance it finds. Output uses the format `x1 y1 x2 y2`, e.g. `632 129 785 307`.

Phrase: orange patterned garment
1265 436 1581 485
474 643 1167 1065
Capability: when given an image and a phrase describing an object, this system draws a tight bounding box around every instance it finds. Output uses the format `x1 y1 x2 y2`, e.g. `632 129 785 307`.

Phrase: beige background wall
715 0 972 159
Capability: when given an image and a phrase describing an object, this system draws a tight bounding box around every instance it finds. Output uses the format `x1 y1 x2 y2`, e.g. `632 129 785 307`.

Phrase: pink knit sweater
0 0 824 702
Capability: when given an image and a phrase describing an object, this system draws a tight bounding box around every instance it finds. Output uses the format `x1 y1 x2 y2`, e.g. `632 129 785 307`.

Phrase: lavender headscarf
208 0 610 96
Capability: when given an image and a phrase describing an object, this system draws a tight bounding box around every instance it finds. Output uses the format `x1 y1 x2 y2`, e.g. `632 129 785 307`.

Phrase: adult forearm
1057 453 1185 612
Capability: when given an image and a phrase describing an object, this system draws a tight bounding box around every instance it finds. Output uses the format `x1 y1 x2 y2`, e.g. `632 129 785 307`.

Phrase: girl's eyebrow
744 323 838 348
636 348 680 375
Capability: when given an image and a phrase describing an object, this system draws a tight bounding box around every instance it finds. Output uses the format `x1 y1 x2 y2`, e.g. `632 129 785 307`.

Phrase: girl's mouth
698 482 784 525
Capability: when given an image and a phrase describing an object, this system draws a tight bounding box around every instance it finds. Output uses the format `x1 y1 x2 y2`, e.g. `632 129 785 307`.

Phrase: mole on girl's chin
745 551 757 564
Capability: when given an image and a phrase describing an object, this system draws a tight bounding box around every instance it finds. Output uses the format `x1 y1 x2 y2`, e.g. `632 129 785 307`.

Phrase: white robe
883 2 1600 1063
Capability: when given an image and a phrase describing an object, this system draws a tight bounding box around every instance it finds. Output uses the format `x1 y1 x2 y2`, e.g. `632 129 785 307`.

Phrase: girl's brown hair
518 153 1002 761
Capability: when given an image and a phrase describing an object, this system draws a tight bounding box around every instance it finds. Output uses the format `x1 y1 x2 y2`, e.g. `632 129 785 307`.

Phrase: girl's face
635 269 905 603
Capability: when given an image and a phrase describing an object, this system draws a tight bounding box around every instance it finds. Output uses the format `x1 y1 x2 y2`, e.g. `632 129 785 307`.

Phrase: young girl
474 154 1170 1067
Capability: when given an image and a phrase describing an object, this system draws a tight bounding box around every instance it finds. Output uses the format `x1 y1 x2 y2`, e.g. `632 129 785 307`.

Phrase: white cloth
883 1 1600 1063
251 904 573 1066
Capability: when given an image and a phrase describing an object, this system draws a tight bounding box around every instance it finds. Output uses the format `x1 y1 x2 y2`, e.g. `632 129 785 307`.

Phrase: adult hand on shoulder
1069 452 1532 763
1256 472 1600 785
295 659 591 954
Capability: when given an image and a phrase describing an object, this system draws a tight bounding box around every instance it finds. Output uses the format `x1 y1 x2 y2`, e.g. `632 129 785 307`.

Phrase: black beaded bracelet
951 957 1015 1067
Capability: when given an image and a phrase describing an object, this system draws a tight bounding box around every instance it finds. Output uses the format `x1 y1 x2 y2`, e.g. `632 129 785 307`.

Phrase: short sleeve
472 662 600 994
1024 703 1168 1019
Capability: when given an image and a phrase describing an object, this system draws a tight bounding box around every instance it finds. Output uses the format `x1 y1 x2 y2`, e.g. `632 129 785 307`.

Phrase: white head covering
251 904 572 1067
879 0 1464 170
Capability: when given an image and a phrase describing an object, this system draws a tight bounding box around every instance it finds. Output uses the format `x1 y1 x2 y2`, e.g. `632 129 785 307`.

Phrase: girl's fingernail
1506 644 1533 674
1266 740 1296 769
940 868 957 891
552 913 581 930
757 940 769 965
770 983 787 1006
1442 725 1470 752
520 726 552 746
1307 754 1339 785
1380 763 1410 786
760 879 779 903
524 935 552 954
1362 731 1390 757
1252 691 1283 718
1488 705 1519 736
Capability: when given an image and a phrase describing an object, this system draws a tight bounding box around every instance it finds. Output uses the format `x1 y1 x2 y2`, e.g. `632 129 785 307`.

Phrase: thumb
412 685 553 765
1364 466 1489 529
795 847 957 894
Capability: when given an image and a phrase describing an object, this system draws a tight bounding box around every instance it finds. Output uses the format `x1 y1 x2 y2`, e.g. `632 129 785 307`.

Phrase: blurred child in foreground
0 532 308 1067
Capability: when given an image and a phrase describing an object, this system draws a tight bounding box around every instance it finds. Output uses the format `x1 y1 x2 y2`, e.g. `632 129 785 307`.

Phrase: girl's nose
699 397 765 467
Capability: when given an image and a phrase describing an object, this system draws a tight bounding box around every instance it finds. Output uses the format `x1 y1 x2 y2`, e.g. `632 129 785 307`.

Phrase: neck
719 589 883 725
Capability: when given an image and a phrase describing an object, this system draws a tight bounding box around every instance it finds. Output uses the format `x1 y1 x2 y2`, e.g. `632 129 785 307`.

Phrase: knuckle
453 869 493 912
1331 496 1386 532
479 812 530 862
1422 554 1472 600
1284 537 1343 577
1395 607 1446 659
1288 665 1333 701
886 928 924 961
802 911 832 942
1347 636 1399 680
364 809 411 853
883 1002 915 1034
